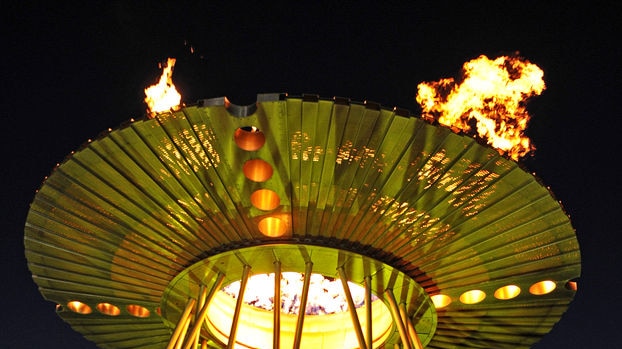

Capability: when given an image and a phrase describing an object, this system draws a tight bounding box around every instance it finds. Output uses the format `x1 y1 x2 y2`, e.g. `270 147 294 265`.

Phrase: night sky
2 1 620 348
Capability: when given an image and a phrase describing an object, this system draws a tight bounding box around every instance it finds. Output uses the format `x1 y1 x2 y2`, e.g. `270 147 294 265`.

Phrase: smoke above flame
416 55 545 160
144 58 181 116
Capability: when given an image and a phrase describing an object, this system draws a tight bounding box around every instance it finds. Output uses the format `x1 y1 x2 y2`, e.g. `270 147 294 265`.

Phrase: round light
67 301 92 314
258 217 287 237
234 126 265 151
459 290 486 304
243 159 273 182
250 189 280 211
96 303 121 316
430 294 452 309
529 280 556 295
127 304 150 318
493 285 521 300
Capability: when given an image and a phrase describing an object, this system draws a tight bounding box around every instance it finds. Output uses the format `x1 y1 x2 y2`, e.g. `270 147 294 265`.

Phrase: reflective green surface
161 244 436 348
25 94 580 348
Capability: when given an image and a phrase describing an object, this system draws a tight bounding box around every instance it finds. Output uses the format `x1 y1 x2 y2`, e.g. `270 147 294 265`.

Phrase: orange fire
416 55 545 160
144 57 181 116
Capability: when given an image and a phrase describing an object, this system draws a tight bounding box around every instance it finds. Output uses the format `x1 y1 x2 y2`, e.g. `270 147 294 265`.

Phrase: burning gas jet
144 57 182 116
416 55 545 160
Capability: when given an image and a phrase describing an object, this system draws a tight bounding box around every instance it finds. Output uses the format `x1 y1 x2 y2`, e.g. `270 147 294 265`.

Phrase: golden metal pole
227 265 251 349
338 267 368 349
183 275 226 349
205 274 226 306
199 274 226 339
183 295 210 349
167 298 197 349
188 285 207 349
400 303 420 349
385 289 412 349
403 307 423 349
292 261 313 349
364 275 373 349
177 275 226 349
174 313 192 349
273 260 281 349
201 339 207 349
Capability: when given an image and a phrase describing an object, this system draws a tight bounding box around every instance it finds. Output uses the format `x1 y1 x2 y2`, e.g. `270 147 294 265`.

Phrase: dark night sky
2 1 621 348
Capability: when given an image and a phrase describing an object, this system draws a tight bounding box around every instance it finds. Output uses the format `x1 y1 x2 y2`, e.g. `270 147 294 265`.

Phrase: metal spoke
227 265 251 349
205 274 226 307
167 298 197 349
400 303 423 349
273 261 281 349
184 275 226 349
293 261 313 349
183 288 209 349
385 289 412 349
408 319 424 349
364 275 372 349
185 285 207 349
338 267 367 349
175 311 192 349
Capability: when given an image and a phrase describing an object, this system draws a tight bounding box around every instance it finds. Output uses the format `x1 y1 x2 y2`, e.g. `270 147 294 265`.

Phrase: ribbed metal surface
25 94 580 348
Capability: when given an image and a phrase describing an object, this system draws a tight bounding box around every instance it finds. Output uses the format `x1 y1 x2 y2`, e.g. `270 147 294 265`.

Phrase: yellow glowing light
234 126 266 151
96 302 121 316
430 294 452 309
243 159 273 182
126 304 150 318
459 290 486 304
529 280 556 295
67 301 92 314
258 217 286 237
250 189 280 211
206 289 393 348
493 285 521 300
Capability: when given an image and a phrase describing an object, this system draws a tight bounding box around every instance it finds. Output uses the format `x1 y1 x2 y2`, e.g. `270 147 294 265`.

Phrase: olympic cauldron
24 93 580 348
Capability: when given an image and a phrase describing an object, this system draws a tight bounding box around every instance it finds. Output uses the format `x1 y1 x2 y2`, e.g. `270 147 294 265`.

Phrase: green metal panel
25 94 580 348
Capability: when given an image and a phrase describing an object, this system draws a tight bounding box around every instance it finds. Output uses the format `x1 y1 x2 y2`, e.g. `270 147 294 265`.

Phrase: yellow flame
416 55 545 160
144 58 181 116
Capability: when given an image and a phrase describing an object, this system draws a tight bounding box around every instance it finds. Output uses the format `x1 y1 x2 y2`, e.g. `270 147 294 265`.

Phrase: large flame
144 58 181 116
416 55 545 160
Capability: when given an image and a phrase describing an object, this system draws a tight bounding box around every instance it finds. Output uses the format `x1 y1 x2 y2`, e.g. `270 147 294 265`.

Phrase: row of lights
62 300 152 317
63 279 570 315
235 126 287 237
62 127 280 316
430 279 577 309
234 126 582 311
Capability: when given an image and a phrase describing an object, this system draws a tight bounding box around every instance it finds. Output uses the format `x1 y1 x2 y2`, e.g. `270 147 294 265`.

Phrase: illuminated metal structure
25 94 580 348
